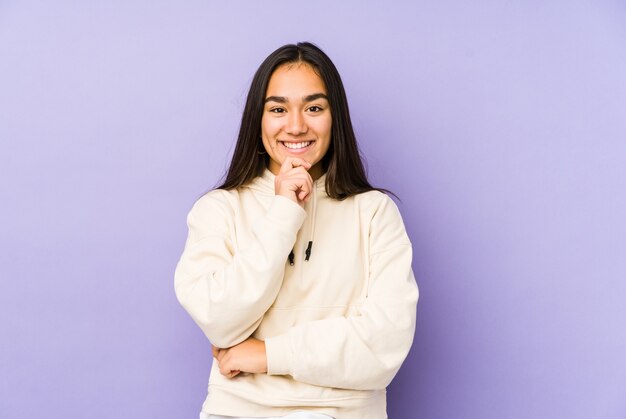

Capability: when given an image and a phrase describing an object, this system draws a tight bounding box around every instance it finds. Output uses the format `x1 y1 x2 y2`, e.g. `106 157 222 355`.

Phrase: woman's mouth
279 140 314 153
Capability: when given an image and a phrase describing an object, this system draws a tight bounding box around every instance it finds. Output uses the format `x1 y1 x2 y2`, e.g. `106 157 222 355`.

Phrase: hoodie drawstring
288 178 318 265
288 250 295 265
305 183 317 261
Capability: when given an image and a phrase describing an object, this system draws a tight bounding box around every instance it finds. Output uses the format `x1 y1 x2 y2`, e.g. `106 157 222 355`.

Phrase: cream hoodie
174 169 418 419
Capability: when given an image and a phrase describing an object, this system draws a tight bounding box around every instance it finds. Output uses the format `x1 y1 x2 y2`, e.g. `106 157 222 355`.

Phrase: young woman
175 42 418 419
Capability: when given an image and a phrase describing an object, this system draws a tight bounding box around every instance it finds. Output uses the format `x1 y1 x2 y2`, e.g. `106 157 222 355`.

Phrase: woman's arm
174 191 306 349
264 195 418 390
175 158 314 349
215 195 419 390
265 248 417 390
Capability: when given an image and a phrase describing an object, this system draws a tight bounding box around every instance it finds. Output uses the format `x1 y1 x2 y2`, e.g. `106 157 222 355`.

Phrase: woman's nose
285 111 308 135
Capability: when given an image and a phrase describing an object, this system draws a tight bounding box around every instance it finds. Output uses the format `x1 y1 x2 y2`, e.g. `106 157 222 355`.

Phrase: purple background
1 1 625 418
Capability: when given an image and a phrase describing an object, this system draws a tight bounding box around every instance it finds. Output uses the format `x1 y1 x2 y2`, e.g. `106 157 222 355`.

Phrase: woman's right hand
274 157 313 207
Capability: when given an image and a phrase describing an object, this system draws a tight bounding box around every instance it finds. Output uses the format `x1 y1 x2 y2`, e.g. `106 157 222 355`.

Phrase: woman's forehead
266 63 327 99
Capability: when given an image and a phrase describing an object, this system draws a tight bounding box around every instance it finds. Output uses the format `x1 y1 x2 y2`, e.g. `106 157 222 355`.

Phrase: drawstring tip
304 241 313 262
288 250 295 266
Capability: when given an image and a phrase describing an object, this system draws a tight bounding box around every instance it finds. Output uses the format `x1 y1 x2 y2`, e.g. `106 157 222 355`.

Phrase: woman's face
261 62 332 179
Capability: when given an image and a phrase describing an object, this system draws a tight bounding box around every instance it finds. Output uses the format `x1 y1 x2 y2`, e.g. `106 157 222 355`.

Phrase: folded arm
174 192 306 348
264 195 419 390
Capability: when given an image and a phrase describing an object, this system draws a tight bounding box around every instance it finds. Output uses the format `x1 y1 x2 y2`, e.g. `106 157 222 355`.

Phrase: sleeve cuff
265 332 293 376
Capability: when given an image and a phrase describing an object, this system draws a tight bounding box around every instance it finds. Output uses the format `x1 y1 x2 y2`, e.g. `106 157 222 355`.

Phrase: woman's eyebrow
264 93 329 103
303 93 328 102
265 96 287 104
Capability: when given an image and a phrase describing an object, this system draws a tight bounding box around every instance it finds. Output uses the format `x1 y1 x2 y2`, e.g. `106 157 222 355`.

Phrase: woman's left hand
212 337 267 379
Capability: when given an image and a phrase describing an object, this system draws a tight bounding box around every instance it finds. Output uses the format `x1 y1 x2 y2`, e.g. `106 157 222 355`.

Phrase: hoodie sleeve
174 191 306 349
264 194 418 390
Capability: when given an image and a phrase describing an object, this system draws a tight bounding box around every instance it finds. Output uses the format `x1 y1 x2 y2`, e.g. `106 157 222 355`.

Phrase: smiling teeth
283 141 311 149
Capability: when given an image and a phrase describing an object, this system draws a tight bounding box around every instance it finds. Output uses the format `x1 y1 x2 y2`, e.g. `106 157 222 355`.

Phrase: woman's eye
308 106 323 112
269 108 285 113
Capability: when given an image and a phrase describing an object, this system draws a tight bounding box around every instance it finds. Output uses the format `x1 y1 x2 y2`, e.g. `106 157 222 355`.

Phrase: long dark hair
217 42 384 200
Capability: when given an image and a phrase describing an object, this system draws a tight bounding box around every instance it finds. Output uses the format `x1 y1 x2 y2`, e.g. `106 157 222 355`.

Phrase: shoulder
183 189 243 241
187 188 240 223
354 190 411 250
193 188 232 209
354 190 402 220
